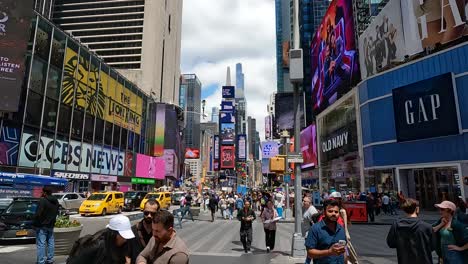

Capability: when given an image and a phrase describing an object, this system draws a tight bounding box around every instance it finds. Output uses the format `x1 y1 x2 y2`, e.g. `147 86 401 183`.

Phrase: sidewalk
277 209 441 225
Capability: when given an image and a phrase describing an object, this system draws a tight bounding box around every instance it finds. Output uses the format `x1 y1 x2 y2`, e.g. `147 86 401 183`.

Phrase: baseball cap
106 215 135 239
330 191 342 198
434 201 456 212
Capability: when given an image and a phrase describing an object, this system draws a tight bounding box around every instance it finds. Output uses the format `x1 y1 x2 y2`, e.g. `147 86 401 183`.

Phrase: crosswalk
0 245 29 254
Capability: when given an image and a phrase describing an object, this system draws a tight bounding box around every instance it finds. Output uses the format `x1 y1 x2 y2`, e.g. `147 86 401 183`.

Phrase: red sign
344 202 367 223
220 146 235 169
185 148 200 159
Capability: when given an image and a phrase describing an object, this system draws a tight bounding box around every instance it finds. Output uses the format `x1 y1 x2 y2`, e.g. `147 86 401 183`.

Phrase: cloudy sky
181 0 276 140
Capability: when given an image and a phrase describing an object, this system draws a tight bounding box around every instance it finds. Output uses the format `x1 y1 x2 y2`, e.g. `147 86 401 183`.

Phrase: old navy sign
322 132 348 153
19 133 124 175
392 73 460 142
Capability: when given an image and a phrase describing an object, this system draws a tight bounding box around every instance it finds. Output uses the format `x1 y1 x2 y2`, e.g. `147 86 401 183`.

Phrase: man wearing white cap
67 215 135 264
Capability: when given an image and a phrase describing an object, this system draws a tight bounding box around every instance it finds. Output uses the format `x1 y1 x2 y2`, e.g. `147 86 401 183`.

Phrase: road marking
0 246 30 253
190 251 242 257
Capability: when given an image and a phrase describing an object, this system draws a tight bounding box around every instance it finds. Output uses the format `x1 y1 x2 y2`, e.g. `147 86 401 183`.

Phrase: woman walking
260 200 278 253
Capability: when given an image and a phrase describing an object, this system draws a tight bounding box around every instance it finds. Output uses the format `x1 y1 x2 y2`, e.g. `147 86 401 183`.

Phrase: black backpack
66 231 106 264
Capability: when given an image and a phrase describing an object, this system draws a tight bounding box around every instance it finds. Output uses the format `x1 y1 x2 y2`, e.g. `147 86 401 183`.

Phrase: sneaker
266 246 270 253
244 249 248 253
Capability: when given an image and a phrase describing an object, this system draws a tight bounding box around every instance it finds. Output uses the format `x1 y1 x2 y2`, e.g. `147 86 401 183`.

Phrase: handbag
346 240 359 264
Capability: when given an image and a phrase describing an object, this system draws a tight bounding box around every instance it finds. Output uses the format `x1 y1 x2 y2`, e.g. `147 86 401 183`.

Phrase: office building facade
211 107 219 124
182 74 202 149
52 0 183 104
275 0 293 93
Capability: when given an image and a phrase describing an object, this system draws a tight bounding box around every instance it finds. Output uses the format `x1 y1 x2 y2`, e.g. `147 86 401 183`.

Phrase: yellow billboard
62 48 142 134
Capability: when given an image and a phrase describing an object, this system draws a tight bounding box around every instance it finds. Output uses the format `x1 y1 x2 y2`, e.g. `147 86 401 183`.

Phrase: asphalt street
0 208 439 264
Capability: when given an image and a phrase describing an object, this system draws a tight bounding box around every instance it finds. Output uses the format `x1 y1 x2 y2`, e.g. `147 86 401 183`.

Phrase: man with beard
305 199 346 264
137 210 189 264
135 199 161 247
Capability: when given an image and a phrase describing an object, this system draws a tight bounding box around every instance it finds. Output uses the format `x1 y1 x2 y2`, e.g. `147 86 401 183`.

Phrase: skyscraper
211 107 220 124
182 74 202 149
52 0 183 104
275 0 293 93
235 63 245 98
247 116 258 160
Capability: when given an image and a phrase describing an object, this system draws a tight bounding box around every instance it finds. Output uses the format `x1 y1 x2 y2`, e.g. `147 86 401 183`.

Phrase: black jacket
33 195 59 228
237 208 256 230
208 197 217 210
386 217 435 264
67 229 128 264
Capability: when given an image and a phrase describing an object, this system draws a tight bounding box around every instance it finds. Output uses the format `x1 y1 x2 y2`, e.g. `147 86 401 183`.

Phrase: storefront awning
0 172 68 186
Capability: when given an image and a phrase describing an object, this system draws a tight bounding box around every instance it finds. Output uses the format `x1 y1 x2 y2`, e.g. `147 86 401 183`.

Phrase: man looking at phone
237 200 256 253
305 199 346 264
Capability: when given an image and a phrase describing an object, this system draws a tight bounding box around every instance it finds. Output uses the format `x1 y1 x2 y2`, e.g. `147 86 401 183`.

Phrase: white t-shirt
382 195 390 205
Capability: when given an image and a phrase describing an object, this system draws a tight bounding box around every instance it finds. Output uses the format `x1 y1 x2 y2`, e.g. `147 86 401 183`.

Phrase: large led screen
310 0 360 115
274 93 304 133
300 124 318 170
220 123 235 144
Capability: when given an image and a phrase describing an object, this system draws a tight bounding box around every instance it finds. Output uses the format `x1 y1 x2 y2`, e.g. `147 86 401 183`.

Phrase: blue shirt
304 220 346 264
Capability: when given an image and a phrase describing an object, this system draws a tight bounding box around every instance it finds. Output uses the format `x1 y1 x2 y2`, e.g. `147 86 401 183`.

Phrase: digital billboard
220 112 235 123
135 154 165 179
220 146 235 169
213 135 220 159
62 48 143 134
222 86 235 99
221 101 235 111
300 124 318 170
310 0 360 115
153 103 166 156
185 148 200 159
237 135 247 161
0 0 34 112
220 123 235 144
274 93 304 132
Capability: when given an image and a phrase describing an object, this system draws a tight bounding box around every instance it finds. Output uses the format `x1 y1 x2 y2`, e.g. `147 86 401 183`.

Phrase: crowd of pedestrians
32 185 467 264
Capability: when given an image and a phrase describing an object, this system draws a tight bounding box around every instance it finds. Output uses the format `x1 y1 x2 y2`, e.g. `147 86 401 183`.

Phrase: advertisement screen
214 135 220 159
62 48 143 134
222 86 235 99
402 0 468 56
153 103 166 156
220 123 235 144
220 112 235 123
310 0 360 115
359 0 406 78
185 148 200 159
237 135 246 161
221 101 234 111
275 93 304 132
300 124 318 170
0 0 34 112
265 116 271 140
135 154 165 179
220 146 235 169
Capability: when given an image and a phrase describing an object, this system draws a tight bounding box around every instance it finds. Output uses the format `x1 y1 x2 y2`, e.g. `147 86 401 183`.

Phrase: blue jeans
442 245 465 264
36 227 54 264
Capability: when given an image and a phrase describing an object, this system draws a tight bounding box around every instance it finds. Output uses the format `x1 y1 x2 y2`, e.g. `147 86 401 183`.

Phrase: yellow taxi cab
79 191 124 216
140 192 172 210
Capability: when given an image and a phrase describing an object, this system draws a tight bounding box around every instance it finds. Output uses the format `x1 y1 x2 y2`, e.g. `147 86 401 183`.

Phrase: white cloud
181 0 276 141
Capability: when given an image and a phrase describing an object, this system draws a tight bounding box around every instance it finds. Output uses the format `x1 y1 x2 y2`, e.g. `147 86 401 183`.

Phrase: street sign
284 175 291 183
287 154 303 163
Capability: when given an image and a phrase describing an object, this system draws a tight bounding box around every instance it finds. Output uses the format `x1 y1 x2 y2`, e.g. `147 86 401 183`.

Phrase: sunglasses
143 211 157 217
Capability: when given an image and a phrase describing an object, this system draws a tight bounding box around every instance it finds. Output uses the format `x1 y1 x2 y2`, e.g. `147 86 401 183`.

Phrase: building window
104 122 113 146
30 58 48 94
95 118 104 145
71 108 84 140
46 66 61 100
83 114 94 142
57 103 72 135
25 91 43 127
34 20 52 61
42 97 58 131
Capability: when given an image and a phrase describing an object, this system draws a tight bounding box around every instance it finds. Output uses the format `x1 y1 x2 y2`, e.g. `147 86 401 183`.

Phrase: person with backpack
33 187 60 264
67 215 135 264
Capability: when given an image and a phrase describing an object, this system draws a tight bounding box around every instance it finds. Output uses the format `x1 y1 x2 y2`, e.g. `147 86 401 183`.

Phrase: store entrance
400 166 460 209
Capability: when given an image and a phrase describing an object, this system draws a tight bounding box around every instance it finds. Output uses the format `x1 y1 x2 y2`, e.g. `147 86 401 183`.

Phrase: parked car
171 191 185 205
0 198 13 214
79 191 124 216
140 192 172 211
123 191 147 211
0 197 39 241
53 192 85 214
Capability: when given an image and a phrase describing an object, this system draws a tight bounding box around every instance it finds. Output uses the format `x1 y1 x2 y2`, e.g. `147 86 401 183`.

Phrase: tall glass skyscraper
235 63 245 98
181 74 202 149
275 0 293 93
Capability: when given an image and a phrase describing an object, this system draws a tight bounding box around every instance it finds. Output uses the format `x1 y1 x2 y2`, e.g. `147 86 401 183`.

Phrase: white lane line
0 246 30 253
189 251 242 257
